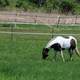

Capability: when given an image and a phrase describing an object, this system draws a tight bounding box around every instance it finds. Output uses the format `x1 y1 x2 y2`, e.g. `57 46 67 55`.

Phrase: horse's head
42 48 49 59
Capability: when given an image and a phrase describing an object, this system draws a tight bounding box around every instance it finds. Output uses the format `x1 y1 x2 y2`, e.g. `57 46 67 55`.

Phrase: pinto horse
42 36 80 62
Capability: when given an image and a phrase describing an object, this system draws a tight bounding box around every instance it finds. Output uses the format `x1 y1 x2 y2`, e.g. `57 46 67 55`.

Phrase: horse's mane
47 36 57 44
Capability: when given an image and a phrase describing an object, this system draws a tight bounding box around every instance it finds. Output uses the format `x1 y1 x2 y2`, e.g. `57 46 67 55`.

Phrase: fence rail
0 31 80 36
0 11 80 25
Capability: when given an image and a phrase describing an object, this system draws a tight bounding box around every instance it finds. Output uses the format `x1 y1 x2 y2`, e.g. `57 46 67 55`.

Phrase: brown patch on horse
70 39 76 49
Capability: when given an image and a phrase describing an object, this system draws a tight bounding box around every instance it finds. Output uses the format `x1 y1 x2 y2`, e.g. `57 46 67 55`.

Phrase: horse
42 36 80 62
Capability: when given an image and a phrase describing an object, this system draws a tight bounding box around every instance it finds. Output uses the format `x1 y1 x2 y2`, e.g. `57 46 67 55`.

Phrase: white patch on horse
45 36 77 49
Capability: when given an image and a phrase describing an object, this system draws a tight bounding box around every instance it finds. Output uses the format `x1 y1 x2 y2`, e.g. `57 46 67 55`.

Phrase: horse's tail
75 39 80 57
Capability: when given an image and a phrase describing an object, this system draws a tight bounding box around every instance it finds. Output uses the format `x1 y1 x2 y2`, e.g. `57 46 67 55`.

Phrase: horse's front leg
54 51 57 61
60 50 65 62
68 49 73 61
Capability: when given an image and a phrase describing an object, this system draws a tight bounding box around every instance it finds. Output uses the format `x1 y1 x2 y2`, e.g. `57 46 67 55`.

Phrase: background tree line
0 0 80 14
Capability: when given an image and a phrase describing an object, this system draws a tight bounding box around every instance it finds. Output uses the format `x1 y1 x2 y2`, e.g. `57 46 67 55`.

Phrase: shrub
0 0 9 8
45 0 60 13
33 0 46 7
16 0 23 8
59 0 75 14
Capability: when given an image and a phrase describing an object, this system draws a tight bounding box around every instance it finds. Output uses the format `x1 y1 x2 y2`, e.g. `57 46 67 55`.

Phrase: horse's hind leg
54 51 57 61
60 50 65 62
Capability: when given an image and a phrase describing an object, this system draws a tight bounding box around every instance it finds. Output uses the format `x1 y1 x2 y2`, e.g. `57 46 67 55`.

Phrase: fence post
34 15 37 24
14 22 16 28
75 15 77 24
57 16 60 28
10 23 14 41
51 25 53 38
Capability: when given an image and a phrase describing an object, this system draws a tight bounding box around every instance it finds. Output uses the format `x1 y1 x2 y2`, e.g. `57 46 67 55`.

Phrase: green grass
0 24 80 80
1 24 80 34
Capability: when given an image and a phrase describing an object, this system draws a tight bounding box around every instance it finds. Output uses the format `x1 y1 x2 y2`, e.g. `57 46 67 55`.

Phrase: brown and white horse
42 36 80 62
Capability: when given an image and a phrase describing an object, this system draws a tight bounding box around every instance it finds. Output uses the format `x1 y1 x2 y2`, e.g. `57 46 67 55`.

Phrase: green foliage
59 0 75 14
44 0 59 12
0 0 80 14
76 0 80 3
0 0 9 8
16 0 36 11
16 0 23 8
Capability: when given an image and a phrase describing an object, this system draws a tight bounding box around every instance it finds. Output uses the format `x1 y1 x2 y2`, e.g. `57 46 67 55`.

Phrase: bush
45 0 60 13
0 0 9 8
76 0 80 3
33 0 46 6
59 0 75 14
16 0 23 8
0 0 80 14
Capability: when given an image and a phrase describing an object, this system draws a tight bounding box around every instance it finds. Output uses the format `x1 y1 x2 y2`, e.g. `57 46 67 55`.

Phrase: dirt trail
0 11 80 25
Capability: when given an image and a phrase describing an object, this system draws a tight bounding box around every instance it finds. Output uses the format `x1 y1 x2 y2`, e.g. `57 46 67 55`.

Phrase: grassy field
0 24 80 80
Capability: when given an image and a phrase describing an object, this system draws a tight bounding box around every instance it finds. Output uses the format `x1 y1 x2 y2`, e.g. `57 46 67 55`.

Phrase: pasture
0 24 80 80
